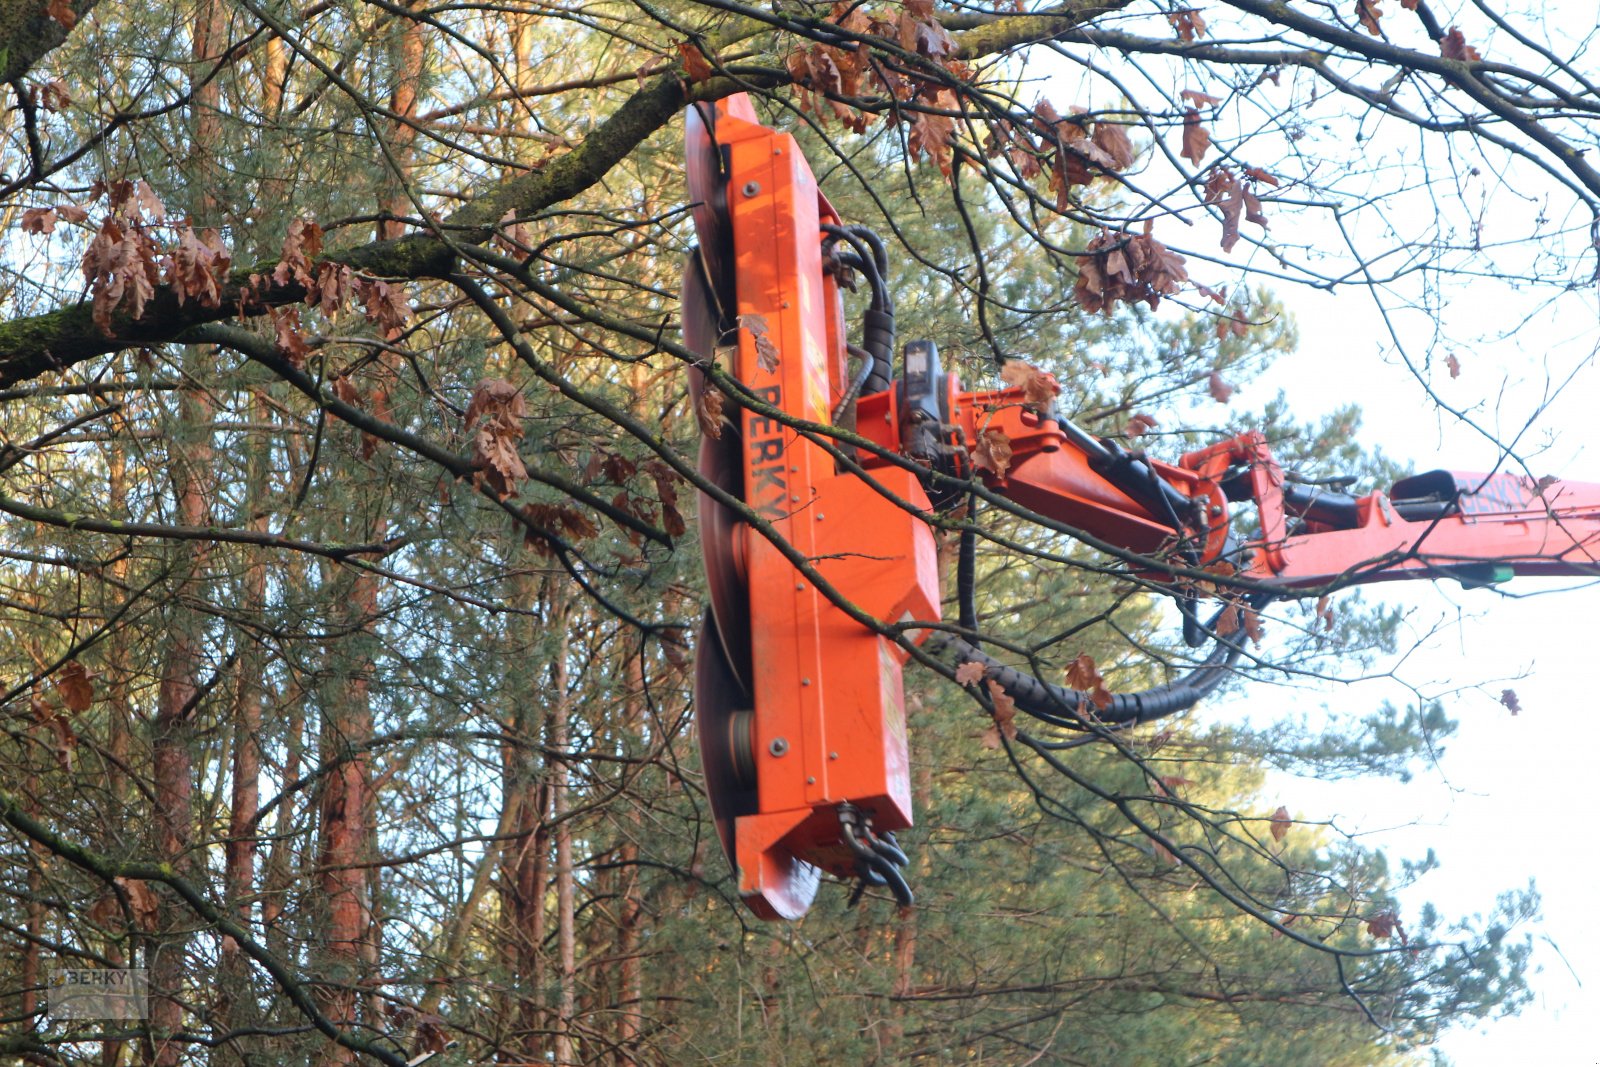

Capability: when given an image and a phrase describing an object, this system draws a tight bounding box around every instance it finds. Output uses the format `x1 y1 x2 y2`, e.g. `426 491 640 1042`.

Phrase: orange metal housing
707 100 941 919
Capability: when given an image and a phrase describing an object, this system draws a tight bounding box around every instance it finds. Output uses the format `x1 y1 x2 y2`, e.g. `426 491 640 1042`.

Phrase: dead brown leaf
740 313 781 374
54 661 94 713
1356 0 1382 35
1269 805 1291 842
972 427 1014 478
984 679 1018 740
678 40 715 82
999 359 1061 407
46 0 76 29
696 386 725 439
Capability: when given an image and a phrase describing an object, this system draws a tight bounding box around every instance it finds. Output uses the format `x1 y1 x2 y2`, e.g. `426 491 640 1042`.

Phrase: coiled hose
927 592 1275 732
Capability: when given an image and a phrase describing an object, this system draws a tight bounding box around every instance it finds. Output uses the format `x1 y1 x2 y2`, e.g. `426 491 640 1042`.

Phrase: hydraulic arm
682 95 1600 920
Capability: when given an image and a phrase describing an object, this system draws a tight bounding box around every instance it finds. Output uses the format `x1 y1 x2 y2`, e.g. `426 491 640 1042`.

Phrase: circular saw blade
694 609 757 872
683 255 753 692
685 102 735 311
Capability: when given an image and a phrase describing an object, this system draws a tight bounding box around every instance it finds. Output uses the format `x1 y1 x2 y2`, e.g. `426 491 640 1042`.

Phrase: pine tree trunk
552 594 577 1066
616 650 645 1064
219 391 271 1063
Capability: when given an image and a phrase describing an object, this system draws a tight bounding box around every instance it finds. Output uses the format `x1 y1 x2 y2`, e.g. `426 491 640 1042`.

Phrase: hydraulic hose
822 224 896 394
927 592 1274 731
957 495 979 644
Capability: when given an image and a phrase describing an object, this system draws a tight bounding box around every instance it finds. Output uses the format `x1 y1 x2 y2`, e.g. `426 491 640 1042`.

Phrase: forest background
0 0 1596 1064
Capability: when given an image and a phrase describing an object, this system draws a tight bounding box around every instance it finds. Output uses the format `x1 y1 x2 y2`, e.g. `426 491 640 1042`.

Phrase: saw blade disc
694 609 757 872
683 255 753 691
685 102 735 313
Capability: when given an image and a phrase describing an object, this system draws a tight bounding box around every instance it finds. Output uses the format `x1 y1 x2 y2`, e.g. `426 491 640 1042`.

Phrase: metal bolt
801 678 811 686
816 513 825 521
791 494 800 502
742 181 760 197
829 751 839 760
796 582 805 590
769 737 789 757
806 775 816 784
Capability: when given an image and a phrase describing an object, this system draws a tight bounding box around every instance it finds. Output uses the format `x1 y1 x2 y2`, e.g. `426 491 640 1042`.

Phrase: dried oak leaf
696 385 725 439
1065 652 1114 710
972 426 1013 478
999 359 1061 407
677 40 715 82
135 180 166 223
1208 371 1234 404
985 678 1018 740
271 306 312 368
466 378 528 500
1204 168 1245 251
81 218 160 335
21 207 57 234
520 502 599 556
599 453 637 484
645 460 687 538
1269 805 1292 842
899 0 957 56
1440 27 1481 60
54 661 95 712
955 660 986 687
1126 412 1159 438
1244 165 1279 187
740 313 781 374
908 93 959 178
358 277 410 334
39 78 71 112
1499 688 1521 715
1091 121 1136 172
1445 353 1462 378
272 218 323 291
1366 911 1407 944
1167 8 1206 41
1314 594 1335 631
1073 224 1188 315
1240 602 1264 644
165 226 231 309
1356 0 1383 36
46 0 75 29
307 261 352 319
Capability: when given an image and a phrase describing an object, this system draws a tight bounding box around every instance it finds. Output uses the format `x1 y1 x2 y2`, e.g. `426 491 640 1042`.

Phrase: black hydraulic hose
822 224 896 394
832 343 877 423
957 495 979 646
822 226 886 311
928 592 1275 731
844 225 892 308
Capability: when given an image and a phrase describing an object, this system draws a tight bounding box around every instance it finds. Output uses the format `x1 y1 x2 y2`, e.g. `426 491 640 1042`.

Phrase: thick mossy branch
0 0 98 83
0 7 1115 386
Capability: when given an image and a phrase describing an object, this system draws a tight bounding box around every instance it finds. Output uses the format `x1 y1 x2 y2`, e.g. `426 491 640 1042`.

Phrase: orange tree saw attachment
682 95 1600 921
